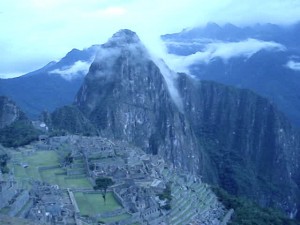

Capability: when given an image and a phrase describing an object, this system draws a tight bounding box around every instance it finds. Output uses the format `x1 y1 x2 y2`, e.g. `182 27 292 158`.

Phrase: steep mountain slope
0 96 24 129
75 29 206 175
177 75 300 216
53 29 300 218
50 105 97 135
0 96 39 147
162 23 300 128
0 45 98 119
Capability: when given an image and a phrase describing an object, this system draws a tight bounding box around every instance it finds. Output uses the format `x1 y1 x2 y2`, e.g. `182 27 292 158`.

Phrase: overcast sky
1 0 300 78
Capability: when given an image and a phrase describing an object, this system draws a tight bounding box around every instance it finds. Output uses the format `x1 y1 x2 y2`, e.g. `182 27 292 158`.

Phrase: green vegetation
101 213 130 223
74 192 121 216
0 120 40 148
212 186 299 225
9 150 92 189
0 152 10 173
26 151 60 166
9 150 60 183
64 152 74 165
51 105 97 136
94 177 114 201
40 168 91 188
158 183 172 210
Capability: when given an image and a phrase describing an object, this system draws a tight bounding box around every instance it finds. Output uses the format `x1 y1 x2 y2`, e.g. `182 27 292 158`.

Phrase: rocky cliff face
177 75 300 216
0 96 24 129
60 30 300 216
75 30 209 175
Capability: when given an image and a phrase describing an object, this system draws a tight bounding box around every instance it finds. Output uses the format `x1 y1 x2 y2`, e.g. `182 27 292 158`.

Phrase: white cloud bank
49 60 91 80
286 60 300 72
164 39 286 73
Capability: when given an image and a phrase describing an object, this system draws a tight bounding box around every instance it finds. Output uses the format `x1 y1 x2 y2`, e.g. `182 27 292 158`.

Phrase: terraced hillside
0 136 231 224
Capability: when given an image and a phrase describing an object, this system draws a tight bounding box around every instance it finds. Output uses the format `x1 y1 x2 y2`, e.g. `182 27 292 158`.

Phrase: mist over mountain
0 45 99 119
0 23 300 222
162 22 300 128
48 29 300 219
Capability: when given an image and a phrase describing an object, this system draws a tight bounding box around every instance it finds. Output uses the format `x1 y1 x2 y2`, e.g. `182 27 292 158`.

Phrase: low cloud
49 60 91 80
152 57 184 112
286 60 300 72
92 35 184 112
92 46 122 78
164 39 286 73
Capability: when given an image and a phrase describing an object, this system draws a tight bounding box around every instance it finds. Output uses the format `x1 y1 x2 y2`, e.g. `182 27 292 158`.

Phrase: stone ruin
28 181 76 225
0 135 233 225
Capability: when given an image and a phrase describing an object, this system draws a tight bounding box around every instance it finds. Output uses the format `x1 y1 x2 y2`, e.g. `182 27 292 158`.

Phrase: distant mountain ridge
162 22 300 53
162 22 300 128
0 45 99 119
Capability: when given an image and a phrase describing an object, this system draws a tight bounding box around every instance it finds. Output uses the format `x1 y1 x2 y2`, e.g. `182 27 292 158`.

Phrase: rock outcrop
0 96 24 129
53 30 300 217
0 96 39 147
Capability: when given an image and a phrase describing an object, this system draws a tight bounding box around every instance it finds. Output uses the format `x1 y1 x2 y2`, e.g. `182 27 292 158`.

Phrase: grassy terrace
74 192 131 223
8 148 131 223
74 192 121 215
101 213 131 223
9 150 92 189
40 168 91 189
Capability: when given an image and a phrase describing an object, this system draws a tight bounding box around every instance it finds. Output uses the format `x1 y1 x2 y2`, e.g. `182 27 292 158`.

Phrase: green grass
9 150 92 190
14 165 27 177
12 164 41 185
74 192 121 216
10 151 59 183
40 168 66 185
101 213 131 223
65 178 92 189
40 168 92 189
26 151 60 166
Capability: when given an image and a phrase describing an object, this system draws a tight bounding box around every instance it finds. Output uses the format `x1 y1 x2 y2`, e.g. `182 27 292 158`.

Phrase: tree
0 153 10 174
0 120 40 147
94 177 114 203
64 152 73 166
158 183 172 210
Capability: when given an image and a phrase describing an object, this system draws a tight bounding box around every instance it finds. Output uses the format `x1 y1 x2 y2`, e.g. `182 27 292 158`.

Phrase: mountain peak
105 29 141 48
